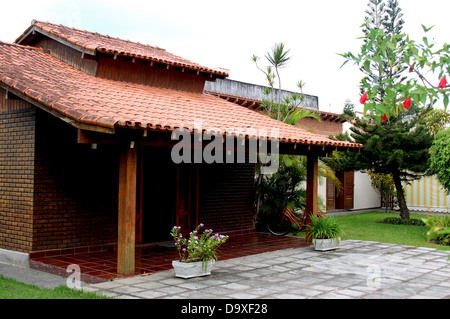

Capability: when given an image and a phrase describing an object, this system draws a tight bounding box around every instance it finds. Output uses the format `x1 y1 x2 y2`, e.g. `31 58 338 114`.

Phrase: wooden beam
305 154 318 243
77 129 116 144
136 146 144 244
117 143 138 275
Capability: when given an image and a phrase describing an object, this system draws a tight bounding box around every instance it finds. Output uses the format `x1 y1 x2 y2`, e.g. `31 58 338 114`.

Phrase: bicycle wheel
267 213 291 236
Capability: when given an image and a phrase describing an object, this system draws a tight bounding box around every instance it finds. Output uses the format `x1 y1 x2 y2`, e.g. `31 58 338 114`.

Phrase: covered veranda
29 231 310 283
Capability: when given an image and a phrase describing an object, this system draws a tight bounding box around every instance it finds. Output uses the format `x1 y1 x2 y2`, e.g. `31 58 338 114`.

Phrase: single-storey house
0 20 361 275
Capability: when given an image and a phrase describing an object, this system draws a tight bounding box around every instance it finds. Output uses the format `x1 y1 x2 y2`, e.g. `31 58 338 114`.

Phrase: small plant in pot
307 214 344 251
170 223 229 278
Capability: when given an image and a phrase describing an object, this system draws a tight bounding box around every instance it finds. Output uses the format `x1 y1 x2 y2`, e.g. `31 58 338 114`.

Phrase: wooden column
305 154 319 243
117 142 137 275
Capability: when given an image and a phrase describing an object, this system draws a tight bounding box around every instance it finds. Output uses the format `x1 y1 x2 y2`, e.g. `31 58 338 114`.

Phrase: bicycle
266 206 325 236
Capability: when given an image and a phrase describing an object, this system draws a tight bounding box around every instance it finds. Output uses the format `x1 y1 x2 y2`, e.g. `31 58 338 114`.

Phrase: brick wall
32 109 118 251
199 163 255 233
0 90 257 252
0 89 35 253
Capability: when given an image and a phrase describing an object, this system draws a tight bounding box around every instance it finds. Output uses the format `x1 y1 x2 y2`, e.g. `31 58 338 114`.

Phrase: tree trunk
392 171 410 221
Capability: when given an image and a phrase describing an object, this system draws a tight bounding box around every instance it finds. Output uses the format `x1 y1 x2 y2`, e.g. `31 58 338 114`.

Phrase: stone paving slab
84 240 450 299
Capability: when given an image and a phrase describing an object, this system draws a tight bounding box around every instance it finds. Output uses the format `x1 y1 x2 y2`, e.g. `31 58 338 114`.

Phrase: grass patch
293 212 450 251
0 275 111 299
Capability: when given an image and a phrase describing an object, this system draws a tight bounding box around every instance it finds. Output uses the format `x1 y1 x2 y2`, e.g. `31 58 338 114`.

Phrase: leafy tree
251 43 340 223
420 108 450 135
360 0 386 99
342 24 449 120
429 128 450 193
330 0 446 220
252 43 291 121
256 156 307 222
326 110 433 220
368 170 396 213
255 155 341 228
252 43 322 124
342 98 356 119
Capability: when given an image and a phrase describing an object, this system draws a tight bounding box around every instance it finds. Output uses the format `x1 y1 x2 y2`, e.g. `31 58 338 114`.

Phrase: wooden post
117 142 137 275
305 154 318 243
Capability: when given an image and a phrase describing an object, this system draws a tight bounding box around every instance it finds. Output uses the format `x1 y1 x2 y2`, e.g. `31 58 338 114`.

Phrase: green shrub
379 217 425 226
422 216 450 246
307 215 344 240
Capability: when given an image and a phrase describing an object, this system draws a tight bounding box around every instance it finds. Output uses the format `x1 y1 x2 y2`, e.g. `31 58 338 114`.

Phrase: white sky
0 0 448 114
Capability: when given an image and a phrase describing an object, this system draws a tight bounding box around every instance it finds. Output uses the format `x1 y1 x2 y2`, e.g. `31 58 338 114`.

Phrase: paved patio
29 231 309 282
83 240 450 299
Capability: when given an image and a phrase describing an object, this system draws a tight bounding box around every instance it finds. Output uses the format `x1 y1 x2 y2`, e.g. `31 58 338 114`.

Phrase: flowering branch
341 24 449 122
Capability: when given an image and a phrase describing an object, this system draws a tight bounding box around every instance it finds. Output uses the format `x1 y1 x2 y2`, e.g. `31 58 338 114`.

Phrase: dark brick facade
199 163 255 233
32 110 118 251
0 90 256 253
0 89 35 253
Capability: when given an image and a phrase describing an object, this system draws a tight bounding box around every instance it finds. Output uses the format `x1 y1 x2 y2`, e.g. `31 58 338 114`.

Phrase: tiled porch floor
30 232 310 282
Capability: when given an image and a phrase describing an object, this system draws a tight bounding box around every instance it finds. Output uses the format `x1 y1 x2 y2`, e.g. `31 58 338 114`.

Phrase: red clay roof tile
16 20 228 78
0 41 362 149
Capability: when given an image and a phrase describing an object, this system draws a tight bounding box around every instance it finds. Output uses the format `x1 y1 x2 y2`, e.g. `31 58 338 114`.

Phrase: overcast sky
0 0 448 114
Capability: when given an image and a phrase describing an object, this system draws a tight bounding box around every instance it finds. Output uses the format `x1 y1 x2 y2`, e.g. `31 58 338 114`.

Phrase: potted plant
170 223 229 278
307 214 344 251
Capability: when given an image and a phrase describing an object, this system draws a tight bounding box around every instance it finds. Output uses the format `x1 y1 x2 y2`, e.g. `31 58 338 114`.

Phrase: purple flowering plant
170 223 229 268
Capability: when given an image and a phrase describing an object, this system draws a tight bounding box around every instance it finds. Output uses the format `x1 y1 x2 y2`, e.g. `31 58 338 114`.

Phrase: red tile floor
29 232 310 283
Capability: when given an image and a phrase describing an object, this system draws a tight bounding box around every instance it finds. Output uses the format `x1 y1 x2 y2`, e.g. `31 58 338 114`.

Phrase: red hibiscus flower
439 76 447 89
360 93 368 104
403 97 411 110
382 113 388 122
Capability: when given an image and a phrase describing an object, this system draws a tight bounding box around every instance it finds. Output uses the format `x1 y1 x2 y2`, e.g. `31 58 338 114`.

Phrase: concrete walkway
82 240 450 299
0 261 67 289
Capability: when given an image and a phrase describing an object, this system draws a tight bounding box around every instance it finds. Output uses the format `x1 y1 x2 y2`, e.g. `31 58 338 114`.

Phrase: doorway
326 171 354 211
137 147 199 244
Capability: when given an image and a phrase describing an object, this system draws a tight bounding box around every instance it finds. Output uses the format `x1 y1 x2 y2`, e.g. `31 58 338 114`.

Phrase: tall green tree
360 0 387 100
358 0 407 105
251 44 340 222
327 109 433 220
342 98 356 119
329 0 446 220
252 43 321 124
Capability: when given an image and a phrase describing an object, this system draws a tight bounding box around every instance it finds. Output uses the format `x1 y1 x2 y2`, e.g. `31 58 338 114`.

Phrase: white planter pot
172 260 215 279
313 237 341 251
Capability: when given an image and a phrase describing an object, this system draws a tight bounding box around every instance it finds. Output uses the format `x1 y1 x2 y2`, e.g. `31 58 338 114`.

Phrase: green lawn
0 275 111 299
294 211 450 251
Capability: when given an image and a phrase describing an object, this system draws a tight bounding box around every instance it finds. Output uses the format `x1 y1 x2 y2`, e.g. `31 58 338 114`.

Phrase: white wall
353 171 381 210
318 176 327 212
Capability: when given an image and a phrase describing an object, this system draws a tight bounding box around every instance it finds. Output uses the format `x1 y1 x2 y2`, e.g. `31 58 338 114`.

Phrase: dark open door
343 171 354 210
141 147 176 243
176 165 199 234
326 178 336 211
328 170 354 211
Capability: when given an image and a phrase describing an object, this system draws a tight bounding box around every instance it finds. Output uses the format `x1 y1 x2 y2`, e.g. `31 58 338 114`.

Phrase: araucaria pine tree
327 107 433 220
329 0 449 221
360 0 406 101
